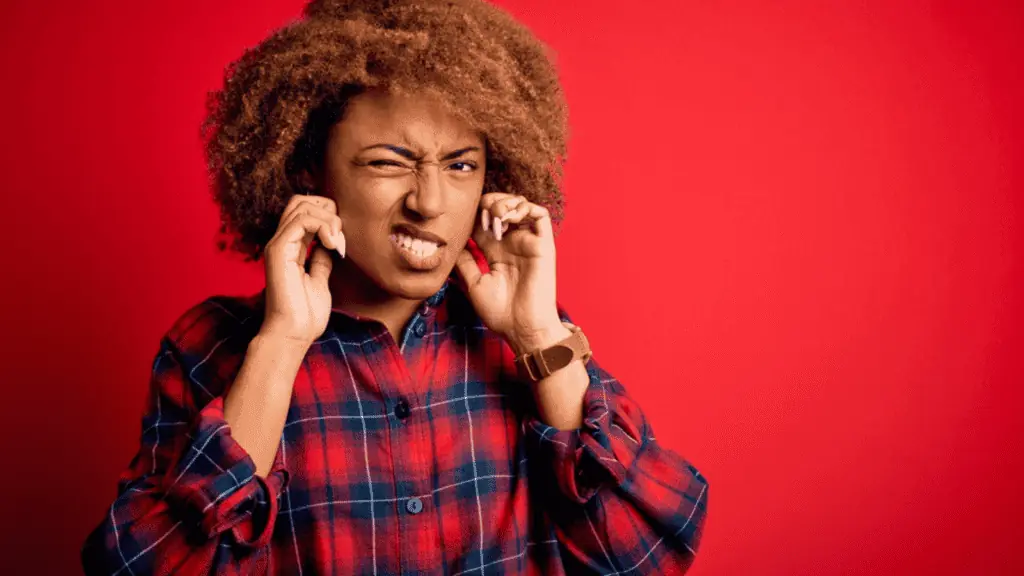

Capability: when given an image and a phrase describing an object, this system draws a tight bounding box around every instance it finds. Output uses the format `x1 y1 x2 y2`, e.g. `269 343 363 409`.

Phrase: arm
82 186 342 574
224 333 308 477
81 332 302 575
516 311 709 574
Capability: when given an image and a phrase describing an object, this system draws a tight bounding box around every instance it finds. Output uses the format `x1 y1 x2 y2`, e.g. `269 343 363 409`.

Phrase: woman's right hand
260 194 346 347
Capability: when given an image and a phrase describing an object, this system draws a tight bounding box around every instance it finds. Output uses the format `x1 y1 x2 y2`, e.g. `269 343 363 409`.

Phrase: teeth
391 233 439 258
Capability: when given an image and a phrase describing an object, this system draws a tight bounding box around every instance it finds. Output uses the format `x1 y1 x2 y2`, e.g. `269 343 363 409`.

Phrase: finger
527 203 553 239
280 203 342 237
275 213 345 264
308 244 333 284
488 202 551 242
454 248 483 288
497 201 531 224
491 196 528 221
479 192 518 212
472 209 508 248
471 216 494 249
479 193 518 239
284 193 337 214
282 194 338 226
473 219 508 246
278 205 345 254
487 196 528 241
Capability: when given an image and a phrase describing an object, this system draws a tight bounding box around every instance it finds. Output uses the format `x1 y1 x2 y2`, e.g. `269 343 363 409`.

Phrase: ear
296 167 321 195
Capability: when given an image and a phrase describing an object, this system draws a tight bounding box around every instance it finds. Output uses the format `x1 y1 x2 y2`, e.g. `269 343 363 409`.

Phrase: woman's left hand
454 192 567 353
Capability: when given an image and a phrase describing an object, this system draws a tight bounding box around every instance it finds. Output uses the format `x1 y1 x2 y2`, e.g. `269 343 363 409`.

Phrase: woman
82 0 709 574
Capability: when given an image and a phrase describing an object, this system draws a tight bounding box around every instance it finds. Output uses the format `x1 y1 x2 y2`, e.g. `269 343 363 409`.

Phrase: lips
389 224 446 270
391 224 447 246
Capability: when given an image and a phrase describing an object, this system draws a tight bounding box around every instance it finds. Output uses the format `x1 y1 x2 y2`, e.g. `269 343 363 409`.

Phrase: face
320 90 486 301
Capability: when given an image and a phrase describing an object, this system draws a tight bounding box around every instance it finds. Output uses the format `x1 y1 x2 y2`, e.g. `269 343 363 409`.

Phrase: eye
364 159 414 174
368 160 406 168
448 162 478 172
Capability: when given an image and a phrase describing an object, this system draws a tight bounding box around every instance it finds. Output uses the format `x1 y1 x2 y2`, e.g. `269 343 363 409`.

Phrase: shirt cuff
165 396 289 548
523 369 647 504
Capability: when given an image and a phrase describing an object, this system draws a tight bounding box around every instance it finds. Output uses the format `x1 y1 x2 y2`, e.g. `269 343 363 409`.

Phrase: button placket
393 287 446 573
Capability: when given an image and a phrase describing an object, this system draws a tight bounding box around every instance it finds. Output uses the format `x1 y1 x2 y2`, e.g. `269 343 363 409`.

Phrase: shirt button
414 322 427 337
406 497 423 515
394 399 411 420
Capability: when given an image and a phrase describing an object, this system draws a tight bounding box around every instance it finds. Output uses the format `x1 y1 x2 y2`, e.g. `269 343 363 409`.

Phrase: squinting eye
449 162 477 172
368 160 406 168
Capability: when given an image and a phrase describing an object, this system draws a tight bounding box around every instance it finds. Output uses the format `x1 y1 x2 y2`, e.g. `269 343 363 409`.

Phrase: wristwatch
514 322 592 382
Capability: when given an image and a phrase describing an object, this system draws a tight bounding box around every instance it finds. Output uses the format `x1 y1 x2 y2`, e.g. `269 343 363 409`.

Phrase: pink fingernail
482 209 489 232
494 216 502 241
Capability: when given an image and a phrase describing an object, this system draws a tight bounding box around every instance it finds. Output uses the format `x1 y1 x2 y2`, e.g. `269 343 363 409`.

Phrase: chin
377 264 453 300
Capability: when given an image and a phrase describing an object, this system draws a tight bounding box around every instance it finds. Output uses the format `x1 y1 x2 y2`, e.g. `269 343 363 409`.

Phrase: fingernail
482 209 489 232
337 234 346 258
494 216 502 241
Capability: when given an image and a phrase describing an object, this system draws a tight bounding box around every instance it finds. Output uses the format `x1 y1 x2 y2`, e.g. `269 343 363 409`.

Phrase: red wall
2 1 1021 574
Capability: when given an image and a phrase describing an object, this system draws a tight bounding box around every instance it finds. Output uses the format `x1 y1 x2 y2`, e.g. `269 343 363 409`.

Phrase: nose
405 163 445 220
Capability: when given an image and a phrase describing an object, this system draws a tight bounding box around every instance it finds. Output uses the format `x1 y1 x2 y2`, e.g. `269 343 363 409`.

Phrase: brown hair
202 0 569 261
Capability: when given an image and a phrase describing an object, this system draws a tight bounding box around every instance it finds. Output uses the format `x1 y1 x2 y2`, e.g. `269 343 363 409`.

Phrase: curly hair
201 0 569 262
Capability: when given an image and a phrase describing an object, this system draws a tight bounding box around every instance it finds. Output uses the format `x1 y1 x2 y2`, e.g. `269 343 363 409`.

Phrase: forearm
507 322 590 430
531 360 589 430
523 356 709 573
84 335 287 574
224 333 308 477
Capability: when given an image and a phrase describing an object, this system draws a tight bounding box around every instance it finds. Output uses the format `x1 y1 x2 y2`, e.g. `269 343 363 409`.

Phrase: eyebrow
361 144 481 161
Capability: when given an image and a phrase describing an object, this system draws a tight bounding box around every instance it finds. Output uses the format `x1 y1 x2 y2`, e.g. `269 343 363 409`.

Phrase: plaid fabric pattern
82 279 708 575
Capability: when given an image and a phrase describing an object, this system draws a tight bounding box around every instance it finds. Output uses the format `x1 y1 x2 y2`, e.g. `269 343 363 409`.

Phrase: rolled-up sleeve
165 396 288 546
82 339 288 575
522 309 709 574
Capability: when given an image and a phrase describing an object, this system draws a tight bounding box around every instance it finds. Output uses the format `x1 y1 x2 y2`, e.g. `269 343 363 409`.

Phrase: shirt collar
325 275 453 324
424 276 451 308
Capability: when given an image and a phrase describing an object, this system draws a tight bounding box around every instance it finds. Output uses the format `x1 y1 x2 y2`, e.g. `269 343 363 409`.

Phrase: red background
2 0 1022 574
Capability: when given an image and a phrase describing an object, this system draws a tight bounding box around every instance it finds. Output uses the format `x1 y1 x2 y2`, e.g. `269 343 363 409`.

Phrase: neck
327 257 423 341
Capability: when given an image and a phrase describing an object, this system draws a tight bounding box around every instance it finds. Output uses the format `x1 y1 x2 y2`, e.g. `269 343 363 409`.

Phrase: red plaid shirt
83 279 708 575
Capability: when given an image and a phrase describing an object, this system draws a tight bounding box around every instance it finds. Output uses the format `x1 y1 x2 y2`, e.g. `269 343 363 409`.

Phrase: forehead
333 91 483 149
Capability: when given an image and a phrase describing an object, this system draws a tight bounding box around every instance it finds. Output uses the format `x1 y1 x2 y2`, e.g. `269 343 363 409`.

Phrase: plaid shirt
82 279 708 575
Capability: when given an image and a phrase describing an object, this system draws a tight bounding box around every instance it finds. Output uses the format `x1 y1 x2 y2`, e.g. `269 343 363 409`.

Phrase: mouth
389 224 447 271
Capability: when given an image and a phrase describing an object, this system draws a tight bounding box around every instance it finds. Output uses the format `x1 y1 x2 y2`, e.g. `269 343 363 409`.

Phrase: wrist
250 330 313 360
507 322 572 356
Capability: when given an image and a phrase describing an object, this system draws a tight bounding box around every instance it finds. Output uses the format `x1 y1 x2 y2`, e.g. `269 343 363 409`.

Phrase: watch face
518 328 589 381
545 344 575 366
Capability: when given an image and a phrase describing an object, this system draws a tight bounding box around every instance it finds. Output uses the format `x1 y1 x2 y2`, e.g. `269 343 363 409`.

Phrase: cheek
333 180 404 229
451 195 482 237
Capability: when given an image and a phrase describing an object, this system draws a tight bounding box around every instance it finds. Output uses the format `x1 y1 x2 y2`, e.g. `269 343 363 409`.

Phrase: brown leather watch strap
514 322 592 382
